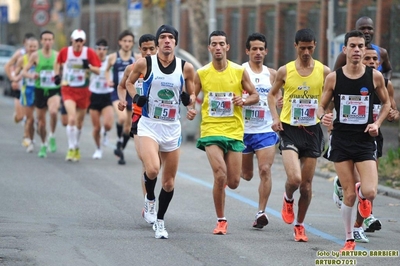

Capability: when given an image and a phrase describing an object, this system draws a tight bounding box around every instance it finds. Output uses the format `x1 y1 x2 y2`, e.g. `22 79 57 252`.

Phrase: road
0 95 399 266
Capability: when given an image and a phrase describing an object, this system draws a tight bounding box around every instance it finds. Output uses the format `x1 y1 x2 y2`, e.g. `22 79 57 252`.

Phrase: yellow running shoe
65 149 74 161
73 148 81 162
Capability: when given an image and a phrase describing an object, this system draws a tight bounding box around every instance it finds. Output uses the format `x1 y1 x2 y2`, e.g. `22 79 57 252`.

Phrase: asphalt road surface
0 95 399 266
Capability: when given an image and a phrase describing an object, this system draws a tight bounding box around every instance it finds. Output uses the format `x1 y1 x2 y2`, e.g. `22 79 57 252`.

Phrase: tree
186 0 209 65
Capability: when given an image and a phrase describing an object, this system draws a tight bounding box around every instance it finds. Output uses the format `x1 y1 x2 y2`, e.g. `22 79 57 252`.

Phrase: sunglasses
96 46 108 51
75 38 84 43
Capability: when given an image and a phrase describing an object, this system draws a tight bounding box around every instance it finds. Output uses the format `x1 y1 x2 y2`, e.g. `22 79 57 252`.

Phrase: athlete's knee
258 164 272 178
227 178 240 190
299 182 312 196
361 186 377 201
241 170 253 181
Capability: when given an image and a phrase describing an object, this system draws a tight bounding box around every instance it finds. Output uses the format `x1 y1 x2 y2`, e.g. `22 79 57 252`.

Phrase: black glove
82 59 90 69
54 75 61 85
133 94 148 107
180 91 191 106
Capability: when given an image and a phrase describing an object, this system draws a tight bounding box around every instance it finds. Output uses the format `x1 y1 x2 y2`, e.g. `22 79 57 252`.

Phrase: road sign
31 0 50 10
127 1 142 28
66 0 80 18
0 5 7 24
32 9 49 27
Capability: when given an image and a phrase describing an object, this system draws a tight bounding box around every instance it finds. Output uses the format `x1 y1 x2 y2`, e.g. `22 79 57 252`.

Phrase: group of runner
4 17 399 251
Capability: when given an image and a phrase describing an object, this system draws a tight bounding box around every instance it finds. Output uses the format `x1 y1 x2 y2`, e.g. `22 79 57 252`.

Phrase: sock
341 204 355 240
116 123 123 139
217 217 227 221
66 125 77 150
144 172 157 200
122 133 130 149
358 186 365 199
295 221 304 227
48 131 53 138
157 188 174 220
76 129 81 148
284 192 294 202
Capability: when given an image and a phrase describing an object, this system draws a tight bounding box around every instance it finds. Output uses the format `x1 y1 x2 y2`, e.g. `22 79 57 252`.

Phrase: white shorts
138 116 182 152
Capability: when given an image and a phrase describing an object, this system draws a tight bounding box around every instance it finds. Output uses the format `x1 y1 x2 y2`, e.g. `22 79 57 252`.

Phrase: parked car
0 44 17 96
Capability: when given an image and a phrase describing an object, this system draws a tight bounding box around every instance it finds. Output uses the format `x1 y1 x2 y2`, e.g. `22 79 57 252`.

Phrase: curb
313 169 400 201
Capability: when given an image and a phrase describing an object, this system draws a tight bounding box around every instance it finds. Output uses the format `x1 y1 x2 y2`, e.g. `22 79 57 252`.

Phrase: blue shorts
110 89 132 111
243 132 279 154
20 86 35 107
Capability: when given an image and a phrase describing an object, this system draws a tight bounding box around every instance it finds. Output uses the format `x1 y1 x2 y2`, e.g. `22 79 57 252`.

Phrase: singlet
371 44 383 72
89 56 113 94
23 54 35 88
332 67 375 142
280 60 324 126
61 46 89 88
141 54 184 122
242 62 273 134
197 60 245 141
35 50 59 90
113 51 135 91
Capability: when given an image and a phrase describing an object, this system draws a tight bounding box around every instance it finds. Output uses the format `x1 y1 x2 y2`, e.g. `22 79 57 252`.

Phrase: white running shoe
353 227 369 243
22 137 31 147
154 220 168 239
364 214 382 232
253 211 269 229
92 149 102 159
26 142 34 153
333 176 343 209
142 194 157 224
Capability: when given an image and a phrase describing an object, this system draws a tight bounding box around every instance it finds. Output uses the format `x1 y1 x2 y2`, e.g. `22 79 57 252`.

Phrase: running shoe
73 148 81 162
92 149 102 159
293 225 308 242
48 137 57 153
213 220 228 235
154 220 168 239
364 214 382 232
38 145 47 158
22 137 31 147
281 193 294 224
355 182 371 218
142 194 157 224
114 142 126 165
353 227 369 243
340 240 356 252
333 176 343 209
253 211 269 229
65 149 74 161
26 142 34 153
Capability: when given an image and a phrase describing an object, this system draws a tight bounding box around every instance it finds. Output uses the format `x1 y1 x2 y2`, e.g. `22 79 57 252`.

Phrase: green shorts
196 136 245 153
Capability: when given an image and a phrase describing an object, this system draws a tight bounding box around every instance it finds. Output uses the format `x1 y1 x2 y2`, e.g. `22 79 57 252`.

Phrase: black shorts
89 93 112 112
279 123 324 158
375 130 383 158
130 113 142 138
324 135 376 163
35 88 61 109
11 89 21 99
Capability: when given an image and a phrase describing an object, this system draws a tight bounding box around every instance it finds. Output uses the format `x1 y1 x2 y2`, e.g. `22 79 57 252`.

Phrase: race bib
373 104 381 122
149 100 179 121
290 98 318 126
25 69 36 87
66 69 86 87
39 70 57 88
243 102 268 126
339 95 369 124
208 92 233 117
118 71 124 83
